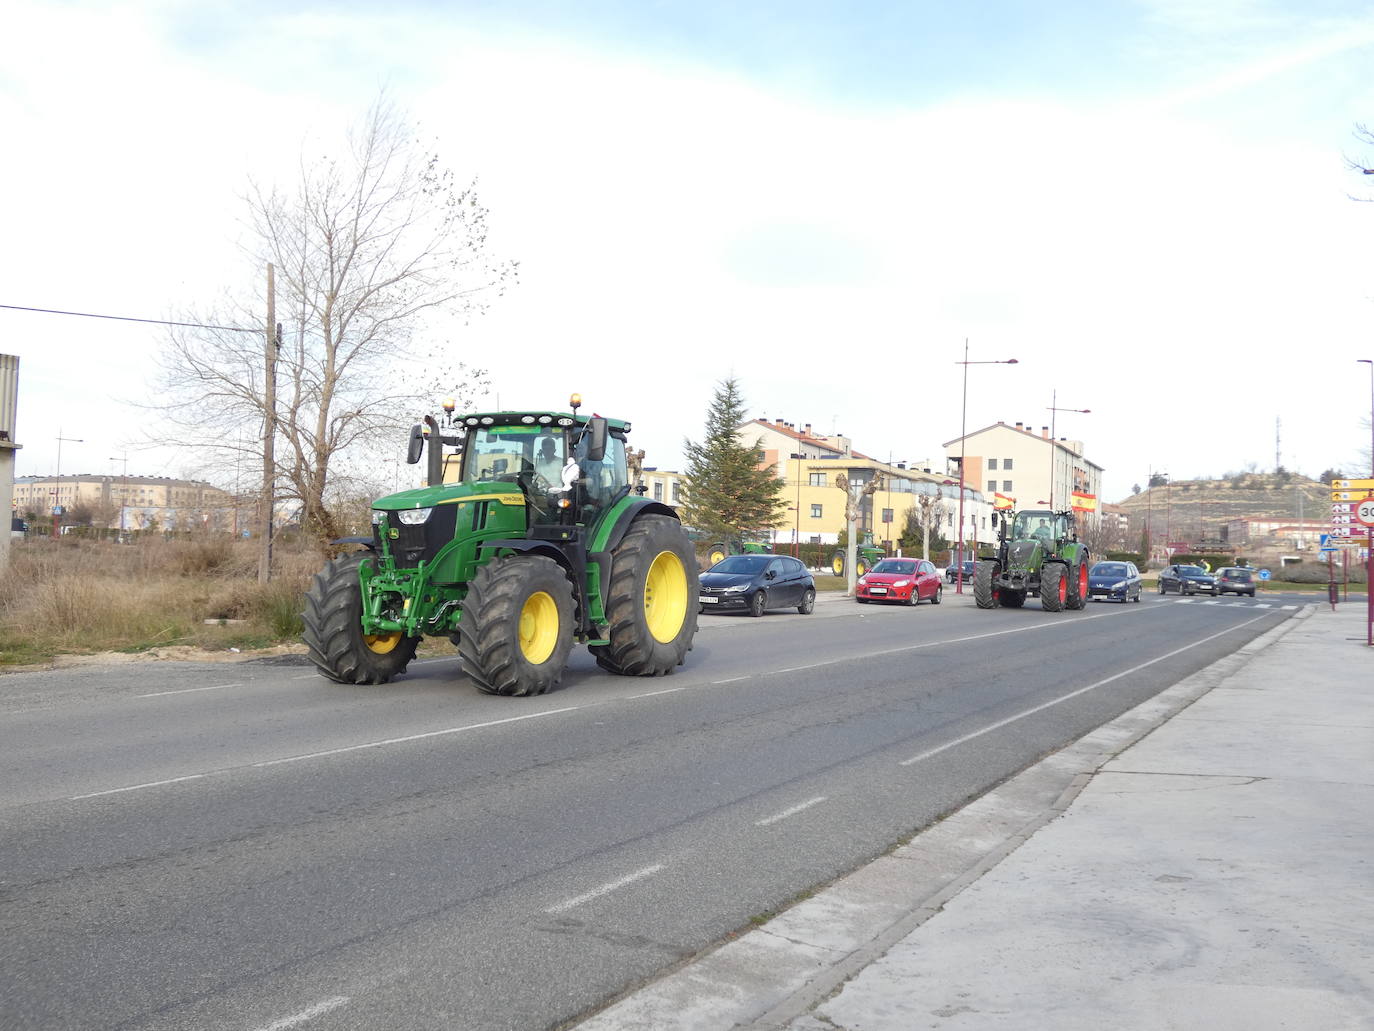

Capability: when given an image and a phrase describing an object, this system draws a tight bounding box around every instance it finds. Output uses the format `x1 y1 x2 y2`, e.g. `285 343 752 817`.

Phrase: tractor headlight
396 507 433 525
371 510 383 525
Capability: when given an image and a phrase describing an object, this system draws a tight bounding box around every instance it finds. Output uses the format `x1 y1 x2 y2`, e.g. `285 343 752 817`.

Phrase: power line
0 303 256 333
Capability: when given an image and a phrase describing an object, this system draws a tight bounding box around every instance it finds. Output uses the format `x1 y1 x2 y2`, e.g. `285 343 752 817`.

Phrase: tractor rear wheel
1066 559 1089 610
590 515 698 676
831 551 845 577
302 552 419 684
1041 563 1067 611
458 555 576 696
973 560 1000 609
707 542 729 566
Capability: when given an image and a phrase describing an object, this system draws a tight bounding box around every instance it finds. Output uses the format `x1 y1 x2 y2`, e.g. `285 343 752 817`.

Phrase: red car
855 558 943 605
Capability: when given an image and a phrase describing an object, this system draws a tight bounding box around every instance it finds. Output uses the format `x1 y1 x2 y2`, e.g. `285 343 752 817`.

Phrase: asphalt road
0 590 1308 1031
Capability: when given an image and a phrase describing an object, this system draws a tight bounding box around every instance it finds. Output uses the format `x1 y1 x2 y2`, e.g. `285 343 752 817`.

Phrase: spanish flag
1071 491 1098 512
993 492 1015 510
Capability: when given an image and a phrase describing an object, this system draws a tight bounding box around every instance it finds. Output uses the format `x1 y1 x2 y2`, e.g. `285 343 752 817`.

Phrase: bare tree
909 490 947 559
149 96 512 544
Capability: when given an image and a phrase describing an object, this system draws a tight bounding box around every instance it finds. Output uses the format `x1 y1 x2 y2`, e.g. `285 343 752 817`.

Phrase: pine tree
681 378 787 538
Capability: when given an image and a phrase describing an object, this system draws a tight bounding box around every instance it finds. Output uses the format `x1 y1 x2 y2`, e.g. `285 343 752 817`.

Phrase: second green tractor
974 509 1091 612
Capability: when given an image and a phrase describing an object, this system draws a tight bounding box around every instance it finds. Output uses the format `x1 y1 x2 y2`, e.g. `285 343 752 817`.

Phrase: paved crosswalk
1162 597 1300 610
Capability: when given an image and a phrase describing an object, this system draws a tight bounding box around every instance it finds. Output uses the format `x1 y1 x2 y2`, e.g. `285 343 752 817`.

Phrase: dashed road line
756 796 827 826
73 773 208 800
251 995 350 1031
897 613 1270 768
545 864 665 914
138 683 241 698
712 676 751 685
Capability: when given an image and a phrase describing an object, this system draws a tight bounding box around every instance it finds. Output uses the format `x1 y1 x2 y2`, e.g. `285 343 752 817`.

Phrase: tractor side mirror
406 424 425 465
585 417 608 463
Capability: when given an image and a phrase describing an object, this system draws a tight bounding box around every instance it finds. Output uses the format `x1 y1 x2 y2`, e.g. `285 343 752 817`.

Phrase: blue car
1088 561 1142 603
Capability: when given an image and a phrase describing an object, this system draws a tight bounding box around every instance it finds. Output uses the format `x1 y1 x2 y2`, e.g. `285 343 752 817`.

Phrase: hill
1112 472 1328 547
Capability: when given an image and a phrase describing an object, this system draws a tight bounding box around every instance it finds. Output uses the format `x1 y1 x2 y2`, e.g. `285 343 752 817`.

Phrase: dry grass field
0 535 318 667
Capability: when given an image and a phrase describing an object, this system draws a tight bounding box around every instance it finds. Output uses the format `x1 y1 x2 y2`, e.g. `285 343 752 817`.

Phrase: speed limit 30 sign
1357 496 1374 528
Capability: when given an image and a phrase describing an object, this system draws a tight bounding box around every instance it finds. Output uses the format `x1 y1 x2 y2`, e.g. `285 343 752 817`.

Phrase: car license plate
699 596 718 604
870 587 888 594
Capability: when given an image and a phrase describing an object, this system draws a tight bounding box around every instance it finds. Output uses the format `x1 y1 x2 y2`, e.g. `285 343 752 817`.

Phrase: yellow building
14 474 238 531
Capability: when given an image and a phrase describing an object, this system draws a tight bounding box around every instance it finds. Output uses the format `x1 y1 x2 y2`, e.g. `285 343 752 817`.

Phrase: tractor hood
372 481 522 511
1007 539 1043 570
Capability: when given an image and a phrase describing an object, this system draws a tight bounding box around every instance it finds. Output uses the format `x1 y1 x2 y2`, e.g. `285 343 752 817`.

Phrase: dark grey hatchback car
1158 564 1218 596
698 554 816 616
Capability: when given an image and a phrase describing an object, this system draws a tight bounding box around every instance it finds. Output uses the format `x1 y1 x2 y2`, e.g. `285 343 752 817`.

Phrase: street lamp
109 454 128 534
52 428 83 539
1359 358 1373 646
955 341 1018 593
1046 389 1090 510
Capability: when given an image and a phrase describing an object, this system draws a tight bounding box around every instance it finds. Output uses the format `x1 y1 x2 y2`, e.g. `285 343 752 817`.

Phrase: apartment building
14 474 238 531
943 420 1103 517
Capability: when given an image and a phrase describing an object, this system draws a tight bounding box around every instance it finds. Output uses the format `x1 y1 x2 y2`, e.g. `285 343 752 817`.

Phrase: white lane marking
1282 604 1297 610
775 664 821 674
627 687 686 700
290 673 318 680
252 995 350 1031
756 796 827 826
72 773 208 800
251 708 581 768
712 676 750 685
545 863 665 914
137 683 241 699
1201 600 1220 605
898 613 1271 767
1256 603 1272 609
1176 598 1193 603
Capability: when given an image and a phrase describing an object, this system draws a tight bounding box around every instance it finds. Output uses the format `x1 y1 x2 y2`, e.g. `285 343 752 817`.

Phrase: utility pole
259 263 278 583
52 428 83 538
108 453 128 535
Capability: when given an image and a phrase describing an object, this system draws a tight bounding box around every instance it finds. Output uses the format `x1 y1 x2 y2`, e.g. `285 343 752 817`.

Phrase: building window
671 483 680 504
1003 458 1013 470
810 504 823 519
808 472 826 486
1003 480 1013 492
987 480 996 492
653 482 663 502
882 508 893 524
988 458 998 470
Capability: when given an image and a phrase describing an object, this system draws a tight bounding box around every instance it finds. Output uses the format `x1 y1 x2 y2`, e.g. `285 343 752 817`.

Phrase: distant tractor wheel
590 515 699 676
855 556 869 577
1041 563 1067 612
1066 559 1089 610
973 560 1000 609
302 551 419 685
832 551 845 577
707 543 729 567
458 554 576 696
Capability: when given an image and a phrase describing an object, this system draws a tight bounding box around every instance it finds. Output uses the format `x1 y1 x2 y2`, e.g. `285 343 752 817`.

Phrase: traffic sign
1331 478 1374 490
1357 497 1374 527
1257 568 1271 581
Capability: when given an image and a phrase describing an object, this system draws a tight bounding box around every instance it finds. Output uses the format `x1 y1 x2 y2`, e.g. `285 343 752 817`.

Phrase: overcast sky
4 0 1374 503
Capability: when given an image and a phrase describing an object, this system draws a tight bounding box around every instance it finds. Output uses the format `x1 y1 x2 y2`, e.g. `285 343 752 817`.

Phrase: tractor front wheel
707 542 729 567
1041 563 1067 612
458 555 576 696
831 551 845 577
302 552 419 685
590 515 699 676
973 560 1000 609
855 556 869 577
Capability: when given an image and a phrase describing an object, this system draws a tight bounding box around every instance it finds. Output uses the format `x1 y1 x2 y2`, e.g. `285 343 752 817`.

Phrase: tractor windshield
461 425 568 485
1012 511 1066 541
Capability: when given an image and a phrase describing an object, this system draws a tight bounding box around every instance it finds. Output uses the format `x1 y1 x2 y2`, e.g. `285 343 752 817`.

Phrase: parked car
1087 560 1142 602
1158 564 1218 596
945 559 978 584
1214 566 1257 598
10 516 27 539
698 554 815 617
856 558 943 605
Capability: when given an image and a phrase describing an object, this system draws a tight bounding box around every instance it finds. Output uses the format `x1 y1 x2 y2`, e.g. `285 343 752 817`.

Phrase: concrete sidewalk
576 605 1374 1031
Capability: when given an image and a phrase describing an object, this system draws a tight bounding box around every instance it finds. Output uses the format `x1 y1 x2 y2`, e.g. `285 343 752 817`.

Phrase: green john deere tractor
704 538 768 567
831 531 885 578
302 396 699 696
973 508 1090 612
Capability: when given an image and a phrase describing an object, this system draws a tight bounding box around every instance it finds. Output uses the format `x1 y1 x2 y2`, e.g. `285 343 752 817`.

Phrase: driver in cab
1033 518 1053 544
534 437 562 487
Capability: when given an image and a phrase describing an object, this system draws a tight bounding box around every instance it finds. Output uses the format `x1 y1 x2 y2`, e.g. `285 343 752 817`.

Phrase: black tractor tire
1041 563 1066 612
798 588 816 615
707 543 729 567
1066 559 1089 610
590 514 699 676
973 560 1000 609
302 552 419 685
931 584 942 605
1000 590 1026 608
749 590 767 617
458 554 576 696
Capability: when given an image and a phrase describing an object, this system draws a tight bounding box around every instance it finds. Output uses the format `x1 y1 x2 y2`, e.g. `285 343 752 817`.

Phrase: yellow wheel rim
709 549 725 565
364 631 402 655
832 555 844 575
644 550 688 643
519 590 559 664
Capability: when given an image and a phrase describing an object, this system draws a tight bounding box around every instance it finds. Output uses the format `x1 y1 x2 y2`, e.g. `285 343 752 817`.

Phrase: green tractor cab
831 531 885 578
973 508 1090 612
302 395 699 696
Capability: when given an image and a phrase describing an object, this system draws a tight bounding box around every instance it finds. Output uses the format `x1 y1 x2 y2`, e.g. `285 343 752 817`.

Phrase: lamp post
1359 358 1373 646
109 454 128 535
955 341 1018 593
1046 389 1090 510
51 428 83 538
